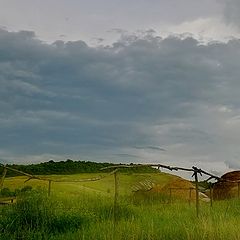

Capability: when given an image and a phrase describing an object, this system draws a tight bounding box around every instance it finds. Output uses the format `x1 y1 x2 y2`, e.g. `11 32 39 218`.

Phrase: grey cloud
1 29 240 173
133 146 166 151
113 153 141 158
225 159 240 169
0 0 225 47
219 0 240 28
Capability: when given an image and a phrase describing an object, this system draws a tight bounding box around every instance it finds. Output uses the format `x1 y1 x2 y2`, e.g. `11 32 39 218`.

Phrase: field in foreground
1 172 240 240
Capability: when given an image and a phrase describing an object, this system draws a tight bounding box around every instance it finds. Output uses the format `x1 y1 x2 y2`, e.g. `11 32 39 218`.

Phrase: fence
1 162 240 219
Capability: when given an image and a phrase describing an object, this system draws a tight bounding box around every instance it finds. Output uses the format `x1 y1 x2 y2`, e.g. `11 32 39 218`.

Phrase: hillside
1 160 204 202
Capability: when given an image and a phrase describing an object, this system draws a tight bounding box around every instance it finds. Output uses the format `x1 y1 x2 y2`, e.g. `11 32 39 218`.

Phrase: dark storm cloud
1 29 240 171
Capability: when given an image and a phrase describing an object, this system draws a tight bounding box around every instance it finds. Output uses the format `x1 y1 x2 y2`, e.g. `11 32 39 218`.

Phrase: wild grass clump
0 188 137 240
0 185 33 197
0 189 89 240
3 173 240 240
58 193 136 222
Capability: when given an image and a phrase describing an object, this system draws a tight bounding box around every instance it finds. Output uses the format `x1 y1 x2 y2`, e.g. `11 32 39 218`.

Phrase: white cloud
154 17 240 43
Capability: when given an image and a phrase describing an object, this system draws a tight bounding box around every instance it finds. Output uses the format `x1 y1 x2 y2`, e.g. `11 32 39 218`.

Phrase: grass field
1 172 175 197
1 172 240 240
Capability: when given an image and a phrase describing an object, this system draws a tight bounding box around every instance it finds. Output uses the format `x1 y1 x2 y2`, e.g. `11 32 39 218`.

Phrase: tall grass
0 189 89 240
1 188 240 240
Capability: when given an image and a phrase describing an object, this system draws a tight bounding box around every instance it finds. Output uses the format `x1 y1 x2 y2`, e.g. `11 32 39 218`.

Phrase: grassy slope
2 172 240 240
1 187 240 240
2 172 175 197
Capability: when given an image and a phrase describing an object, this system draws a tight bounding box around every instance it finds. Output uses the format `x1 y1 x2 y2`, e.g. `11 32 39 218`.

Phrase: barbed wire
101 163 240 183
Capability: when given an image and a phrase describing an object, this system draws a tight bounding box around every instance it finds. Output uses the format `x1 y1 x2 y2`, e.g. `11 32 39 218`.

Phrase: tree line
0 159 157 177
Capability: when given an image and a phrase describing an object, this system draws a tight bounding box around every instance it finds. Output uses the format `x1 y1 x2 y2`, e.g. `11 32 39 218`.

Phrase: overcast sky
1 0 240 176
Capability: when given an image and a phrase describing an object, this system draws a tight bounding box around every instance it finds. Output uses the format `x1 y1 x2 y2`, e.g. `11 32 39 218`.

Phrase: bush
0 187 15 197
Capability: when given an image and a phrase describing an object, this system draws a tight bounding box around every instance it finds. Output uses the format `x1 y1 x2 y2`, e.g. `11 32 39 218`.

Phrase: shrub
0 187 15 197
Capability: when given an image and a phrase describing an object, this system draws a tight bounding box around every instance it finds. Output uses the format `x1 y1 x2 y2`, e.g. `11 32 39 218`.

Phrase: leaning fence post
194 171 200 217
48 180 52 197
0 165 7 191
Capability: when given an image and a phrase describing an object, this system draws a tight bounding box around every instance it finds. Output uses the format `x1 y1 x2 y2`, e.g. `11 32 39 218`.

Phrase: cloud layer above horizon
1 29 240 174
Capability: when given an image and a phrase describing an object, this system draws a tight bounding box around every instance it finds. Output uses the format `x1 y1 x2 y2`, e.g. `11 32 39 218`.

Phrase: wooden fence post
48 180 52 197
0 165 7 191
194 171 200 217
113 170 119 224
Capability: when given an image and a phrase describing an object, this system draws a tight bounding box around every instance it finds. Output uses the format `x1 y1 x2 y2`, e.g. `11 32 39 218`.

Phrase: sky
1 0 240 177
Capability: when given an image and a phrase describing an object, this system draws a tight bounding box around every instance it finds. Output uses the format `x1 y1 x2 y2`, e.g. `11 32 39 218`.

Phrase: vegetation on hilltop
0 159 158 177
